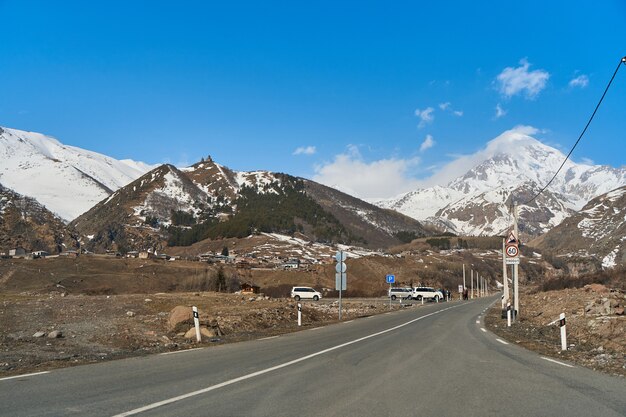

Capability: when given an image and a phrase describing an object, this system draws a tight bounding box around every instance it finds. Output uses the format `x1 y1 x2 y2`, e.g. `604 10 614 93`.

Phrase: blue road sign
386 274 395 284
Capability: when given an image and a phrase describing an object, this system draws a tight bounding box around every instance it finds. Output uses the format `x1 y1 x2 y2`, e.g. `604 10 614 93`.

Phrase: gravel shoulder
485 285 626 377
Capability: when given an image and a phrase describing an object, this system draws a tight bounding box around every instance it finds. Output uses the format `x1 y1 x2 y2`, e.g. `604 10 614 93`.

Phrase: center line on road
308 327 322 331
0 371 50 382
475 320 480 324
112 304 464 417
480 328 487 333
343 320 354 323
541 357 574 368
258 336 279 341
496 339 508 345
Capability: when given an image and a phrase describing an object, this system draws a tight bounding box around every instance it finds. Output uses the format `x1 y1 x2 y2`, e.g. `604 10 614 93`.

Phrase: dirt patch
0 291 407 377
485 286 626 377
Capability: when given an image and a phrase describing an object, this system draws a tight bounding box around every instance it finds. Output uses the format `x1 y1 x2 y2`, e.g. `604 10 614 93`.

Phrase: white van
388 287 413 300
291 286 322 301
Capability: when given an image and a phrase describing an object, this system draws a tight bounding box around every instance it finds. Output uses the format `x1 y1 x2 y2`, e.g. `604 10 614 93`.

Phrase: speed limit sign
506 245 519 257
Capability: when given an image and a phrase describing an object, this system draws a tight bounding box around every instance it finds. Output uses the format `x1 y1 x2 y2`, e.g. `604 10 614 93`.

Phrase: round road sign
506 244 519 258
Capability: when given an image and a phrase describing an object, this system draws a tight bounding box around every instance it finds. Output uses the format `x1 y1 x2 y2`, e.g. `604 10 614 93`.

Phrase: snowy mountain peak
0 126 156 221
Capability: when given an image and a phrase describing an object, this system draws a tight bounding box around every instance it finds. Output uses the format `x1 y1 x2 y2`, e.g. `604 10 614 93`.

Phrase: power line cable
519 56 626 207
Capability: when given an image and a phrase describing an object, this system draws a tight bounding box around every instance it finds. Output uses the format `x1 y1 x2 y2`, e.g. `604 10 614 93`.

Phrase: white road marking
541 357 574 368
475 320 480 324
0 371 49 381
343 320 354 323
480 328 487 333
308 327 322 331
496 339 508 345
257 336 279 341
160 348 203 356
113 305 463 417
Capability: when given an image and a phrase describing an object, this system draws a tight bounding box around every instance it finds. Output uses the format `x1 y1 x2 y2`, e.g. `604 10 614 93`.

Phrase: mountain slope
0 126 155 220
530 185 626 269
72 160 431 252
378 127 626 237
0 183 79 253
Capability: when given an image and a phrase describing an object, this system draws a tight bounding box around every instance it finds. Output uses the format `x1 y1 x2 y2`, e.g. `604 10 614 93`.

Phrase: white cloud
569 74 589 88
496 58 550 99
579 157 594 165
453 110 463 117
419 135 435 152
414 107 434 128
293 146 317 156
312 126 554 200
312 146 421 200
439 102 451 110
495 103 507 119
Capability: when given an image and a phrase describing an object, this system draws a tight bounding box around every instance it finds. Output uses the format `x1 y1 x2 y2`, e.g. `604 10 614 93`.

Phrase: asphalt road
1 297 625 416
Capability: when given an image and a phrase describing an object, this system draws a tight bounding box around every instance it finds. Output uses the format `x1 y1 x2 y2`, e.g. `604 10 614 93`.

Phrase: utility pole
502 238 509 310
470 269 474 299
513 202 520 319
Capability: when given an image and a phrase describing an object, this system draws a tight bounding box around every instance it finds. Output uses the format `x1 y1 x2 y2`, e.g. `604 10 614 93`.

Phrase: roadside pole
513 203 520 319
462 264 466 301
502 239 509 310
471 269 474 299
297 303 302 326
507 302 511 327
192 306 201 343
335 251 347 321
560 313 567 351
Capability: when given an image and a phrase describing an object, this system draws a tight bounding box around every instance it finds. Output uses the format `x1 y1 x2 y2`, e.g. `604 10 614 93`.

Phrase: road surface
1 297 625 416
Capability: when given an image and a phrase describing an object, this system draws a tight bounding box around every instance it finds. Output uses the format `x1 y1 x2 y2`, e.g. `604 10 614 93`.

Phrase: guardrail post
297 303 302 326
559 313 567 351
506 302 511 327
192 306 201 342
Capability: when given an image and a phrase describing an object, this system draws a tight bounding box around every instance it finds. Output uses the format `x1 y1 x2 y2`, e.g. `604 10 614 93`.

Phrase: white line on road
257 336 279 341
343 320 354 323
541 357 574 368
160 348 203 356
112 305 463 416
0 371 49 381
308 327 322 331
480 328 487 333
496 339 509 345
475 320 480 324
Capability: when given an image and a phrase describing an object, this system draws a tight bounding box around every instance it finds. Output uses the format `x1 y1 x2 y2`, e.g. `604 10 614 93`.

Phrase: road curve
1 297 625 416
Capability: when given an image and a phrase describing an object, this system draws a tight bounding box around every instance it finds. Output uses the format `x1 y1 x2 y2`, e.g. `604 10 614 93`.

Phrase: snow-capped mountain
531 185 626 269
0 126 155 221
378 127 626 237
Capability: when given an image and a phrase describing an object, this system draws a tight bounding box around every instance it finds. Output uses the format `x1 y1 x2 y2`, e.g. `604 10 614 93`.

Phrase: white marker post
462 264 466 301
192 306 201 343
297 303 302 327
506 302 511 327
471 269 474 299
559 313 567 351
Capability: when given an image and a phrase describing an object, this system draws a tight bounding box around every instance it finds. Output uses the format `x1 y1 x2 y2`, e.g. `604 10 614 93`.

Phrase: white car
388 287 413 300
291 286 322 301
412 287 444 302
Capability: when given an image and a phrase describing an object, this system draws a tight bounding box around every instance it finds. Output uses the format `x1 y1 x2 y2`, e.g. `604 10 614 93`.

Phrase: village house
240 282 260 294
9 247 27 258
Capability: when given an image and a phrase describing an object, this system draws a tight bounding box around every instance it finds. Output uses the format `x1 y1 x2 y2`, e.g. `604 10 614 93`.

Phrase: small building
282 258 300 269
9 247 27 257
126 251 139 258
138 251 154 259
32 250 49 258
240 283 260 294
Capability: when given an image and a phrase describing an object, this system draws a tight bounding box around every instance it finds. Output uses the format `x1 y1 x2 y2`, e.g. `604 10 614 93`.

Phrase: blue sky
1 1 625 199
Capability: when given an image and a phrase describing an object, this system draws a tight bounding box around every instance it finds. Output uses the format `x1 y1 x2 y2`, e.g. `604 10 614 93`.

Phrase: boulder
126 311 136 317
47 330 62 338
184 327 216 339
32 331 46 338
615 307 624 316
167 306 195 332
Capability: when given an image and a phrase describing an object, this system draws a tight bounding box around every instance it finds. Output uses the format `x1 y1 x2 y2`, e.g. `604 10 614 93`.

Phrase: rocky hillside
72 159 431 253
378 127 625 238
530 185 626 269
0 184 79 254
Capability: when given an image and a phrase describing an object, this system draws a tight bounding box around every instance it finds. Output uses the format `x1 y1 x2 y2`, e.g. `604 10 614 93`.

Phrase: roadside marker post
462 264 466 301
506 303 511 327
335 251 347 321
192 306 201 342
297 303 302 327
559 313 567 351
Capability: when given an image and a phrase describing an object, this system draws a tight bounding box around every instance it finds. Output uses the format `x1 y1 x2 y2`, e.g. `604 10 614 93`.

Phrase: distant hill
530 185 626 269
72 158 431 253
0 183 79 254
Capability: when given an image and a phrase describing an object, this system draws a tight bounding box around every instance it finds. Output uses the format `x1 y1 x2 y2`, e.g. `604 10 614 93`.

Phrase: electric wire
517 56 626 208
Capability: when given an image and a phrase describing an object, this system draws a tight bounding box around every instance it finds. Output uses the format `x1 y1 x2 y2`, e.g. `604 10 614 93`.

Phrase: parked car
412 287 444 302
388 287 413 300
291 286 322 301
